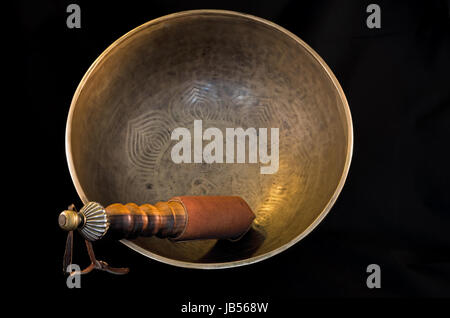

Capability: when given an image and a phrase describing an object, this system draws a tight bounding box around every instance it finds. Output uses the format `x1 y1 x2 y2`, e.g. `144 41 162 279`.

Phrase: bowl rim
65 9 354 269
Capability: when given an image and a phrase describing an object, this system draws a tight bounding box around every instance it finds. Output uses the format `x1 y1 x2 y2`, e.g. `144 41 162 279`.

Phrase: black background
18 0 449 310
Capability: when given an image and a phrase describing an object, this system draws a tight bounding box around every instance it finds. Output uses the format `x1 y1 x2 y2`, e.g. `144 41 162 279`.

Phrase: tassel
63 230 73 273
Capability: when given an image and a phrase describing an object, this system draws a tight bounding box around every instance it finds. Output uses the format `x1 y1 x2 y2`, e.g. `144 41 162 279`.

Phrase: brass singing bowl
66 10 353 268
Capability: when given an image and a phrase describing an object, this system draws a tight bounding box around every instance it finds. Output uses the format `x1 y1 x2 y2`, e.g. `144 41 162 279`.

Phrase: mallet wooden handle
59 196 255 242
105 201 187 239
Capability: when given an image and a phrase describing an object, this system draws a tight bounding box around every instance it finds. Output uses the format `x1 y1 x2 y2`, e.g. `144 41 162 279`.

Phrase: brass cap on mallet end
58 210 82 231
58 202 109 241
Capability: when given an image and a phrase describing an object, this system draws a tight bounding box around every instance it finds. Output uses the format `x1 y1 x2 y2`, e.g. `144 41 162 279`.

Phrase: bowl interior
68 11 351 268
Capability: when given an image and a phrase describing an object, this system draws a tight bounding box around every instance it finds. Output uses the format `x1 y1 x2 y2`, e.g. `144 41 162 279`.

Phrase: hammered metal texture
66 10 352 268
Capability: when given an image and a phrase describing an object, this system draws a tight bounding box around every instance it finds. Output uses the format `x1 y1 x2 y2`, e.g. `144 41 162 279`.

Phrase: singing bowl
66 10 353 268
